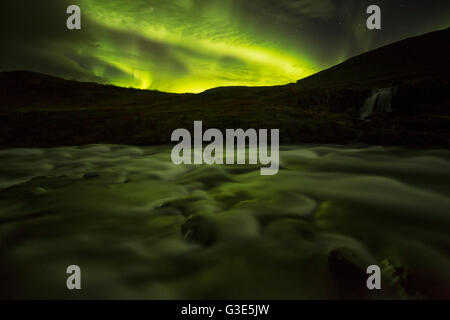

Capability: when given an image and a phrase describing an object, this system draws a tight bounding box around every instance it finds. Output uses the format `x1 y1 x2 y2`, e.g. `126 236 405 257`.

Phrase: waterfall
360 88 393 119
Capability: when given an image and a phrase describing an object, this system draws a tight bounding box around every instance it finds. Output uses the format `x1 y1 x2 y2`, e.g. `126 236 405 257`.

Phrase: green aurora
75 0 319 92
1 0 449 93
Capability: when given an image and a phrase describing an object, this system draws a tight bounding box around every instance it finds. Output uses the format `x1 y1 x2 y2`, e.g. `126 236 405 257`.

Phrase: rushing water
0 144 449 299
360 88 393 119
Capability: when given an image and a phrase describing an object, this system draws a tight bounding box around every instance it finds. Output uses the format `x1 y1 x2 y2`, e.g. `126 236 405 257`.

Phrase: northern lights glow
1 0 449 93
77 0 318 92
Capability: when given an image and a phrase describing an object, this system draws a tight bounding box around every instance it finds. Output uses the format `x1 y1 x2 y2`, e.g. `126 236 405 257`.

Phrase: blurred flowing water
360 88 393 119
0 144 449 299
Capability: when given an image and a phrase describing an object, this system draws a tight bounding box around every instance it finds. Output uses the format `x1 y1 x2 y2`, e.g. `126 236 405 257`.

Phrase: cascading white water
360 88 393 119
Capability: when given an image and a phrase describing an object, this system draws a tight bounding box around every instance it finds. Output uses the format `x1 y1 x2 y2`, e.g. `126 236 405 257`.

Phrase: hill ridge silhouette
0 28 449 147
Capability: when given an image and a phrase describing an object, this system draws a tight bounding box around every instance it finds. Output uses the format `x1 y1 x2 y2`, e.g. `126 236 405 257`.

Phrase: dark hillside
1 28 449 148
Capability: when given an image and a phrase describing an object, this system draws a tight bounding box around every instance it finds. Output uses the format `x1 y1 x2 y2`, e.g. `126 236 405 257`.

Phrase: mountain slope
297 28 450 89
0 28 449 148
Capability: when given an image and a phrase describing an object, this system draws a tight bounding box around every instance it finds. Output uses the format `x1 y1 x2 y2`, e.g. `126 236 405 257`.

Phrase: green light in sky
79 0 318 93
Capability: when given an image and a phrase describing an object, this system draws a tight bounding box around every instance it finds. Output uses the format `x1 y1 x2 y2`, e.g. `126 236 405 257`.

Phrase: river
0 144 449 299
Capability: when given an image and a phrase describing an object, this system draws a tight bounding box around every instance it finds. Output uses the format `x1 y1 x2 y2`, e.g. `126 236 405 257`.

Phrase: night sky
1 0 449 93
